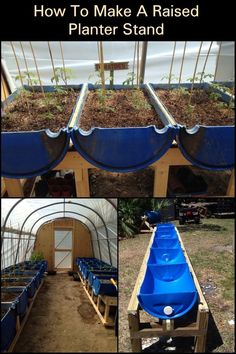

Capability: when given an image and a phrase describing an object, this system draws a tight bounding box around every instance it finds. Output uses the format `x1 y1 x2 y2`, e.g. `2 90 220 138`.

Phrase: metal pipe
139 41 148 84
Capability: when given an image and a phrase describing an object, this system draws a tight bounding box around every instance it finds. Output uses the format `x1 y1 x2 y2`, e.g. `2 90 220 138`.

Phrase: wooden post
74 168 90 197
4 178 24 197
195 306 209 353
128 311 142 352
226 170 234 197
153 165 169 197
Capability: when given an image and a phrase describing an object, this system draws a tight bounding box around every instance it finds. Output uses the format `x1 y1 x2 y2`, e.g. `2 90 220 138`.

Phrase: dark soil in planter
2 90 79 132
1 281 28 287
156 88 234 127
89 168 154 197
1 292 19 302
79 90 164 130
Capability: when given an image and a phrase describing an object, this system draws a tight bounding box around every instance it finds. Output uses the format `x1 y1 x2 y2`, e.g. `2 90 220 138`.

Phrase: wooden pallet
7 277 45 353
127 227 209 353
77 271 117 327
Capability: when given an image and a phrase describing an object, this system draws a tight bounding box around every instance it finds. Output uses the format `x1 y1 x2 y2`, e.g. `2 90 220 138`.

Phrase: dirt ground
14 273 117 353
89 167 231 197
119 218 234 352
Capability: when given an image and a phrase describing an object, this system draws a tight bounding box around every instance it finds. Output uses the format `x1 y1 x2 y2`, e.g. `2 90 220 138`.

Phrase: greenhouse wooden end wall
35 219 93 271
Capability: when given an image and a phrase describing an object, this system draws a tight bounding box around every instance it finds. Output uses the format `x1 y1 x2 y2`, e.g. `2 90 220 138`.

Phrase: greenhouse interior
1 41 235 198
1 198 118 352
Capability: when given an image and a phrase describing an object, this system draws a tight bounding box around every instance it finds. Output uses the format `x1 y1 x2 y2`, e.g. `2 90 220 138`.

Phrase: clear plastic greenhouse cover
1 198 117 269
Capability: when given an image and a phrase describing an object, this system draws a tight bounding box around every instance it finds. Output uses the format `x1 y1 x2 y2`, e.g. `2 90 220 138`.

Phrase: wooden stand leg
104 302 110 323
194 309 209 353
74 168 90 197
128 311 142 352
226 169 234 197
4 178 24 197
153 165 169 197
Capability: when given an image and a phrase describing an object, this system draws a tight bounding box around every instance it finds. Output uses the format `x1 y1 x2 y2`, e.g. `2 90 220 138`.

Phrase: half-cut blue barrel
138 264 198 319
148 248 186 265
1 287 28 317
149 82 234 170
2 270 41 288
1 303 17 352
92 278 117 296
152 238 180 249
71 84 176 172
1 85 82 178
1 277 37 298
88 271 118 286
144 211 161 224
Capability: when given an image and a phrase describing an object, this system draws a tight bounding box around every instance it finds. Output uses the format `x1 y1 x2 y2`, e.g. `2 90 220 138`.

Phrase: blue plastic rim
138 223 198 319
71 83 177 172
150 82 235 170
1 85 82 178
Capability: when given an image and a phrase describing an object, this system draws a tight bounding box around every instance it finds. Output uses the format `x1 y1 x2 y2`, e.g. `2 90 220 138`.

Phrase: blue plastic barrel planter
71 83 177 172
148 248 186 265
1 85 82 178
149 82 234 170
144 211 162 224
1 287 28 318
92 278 118 296
88 271 118 286
1 303 17 352
155 225 178 239
3 270 41 288
152 238 180 249
82 265 115 280
1 277 37 298
138 264 198 319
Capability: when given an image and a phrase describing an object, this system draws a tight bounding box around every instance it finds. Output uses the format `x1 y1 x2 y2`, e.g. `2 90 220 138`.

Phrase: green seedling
184 104 195 115
122 72 137 88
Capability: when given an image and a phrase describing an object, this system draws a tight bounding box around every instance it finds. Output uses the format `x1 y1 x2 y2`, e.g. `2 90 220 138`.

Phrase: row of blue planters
1 260 47 352
138 223 198 320
76 257 117 297
1 82 234 178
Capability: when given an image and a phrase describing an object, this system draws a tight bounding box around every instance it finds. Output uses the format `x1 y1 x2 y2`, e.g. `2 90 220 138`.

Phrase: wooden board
77 271 117 327
35 219 92 271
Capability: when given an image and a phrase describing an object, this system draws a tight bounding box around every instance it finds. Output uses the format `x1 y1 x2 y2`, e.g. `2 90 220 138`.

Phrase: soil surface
89 168 154 197
1 281 28 286
89 167 231 197
1 292 19 302
14 272 117 353
79 89 164 130
156 88 234 127
2 90 79 132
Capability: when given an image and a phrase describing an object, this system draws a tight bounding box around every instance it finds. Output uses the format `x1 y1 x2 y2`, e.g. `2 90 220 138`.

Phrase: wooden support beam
226 169 234 197
128 312 142 352
3 178 24 197
2 148 234 198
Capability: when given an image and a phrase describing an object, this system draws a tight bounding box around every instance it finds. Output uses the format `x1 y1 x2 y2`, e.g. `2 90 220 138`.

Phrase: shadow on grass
177 223 227 232
206 310 224 352
141 311 223 353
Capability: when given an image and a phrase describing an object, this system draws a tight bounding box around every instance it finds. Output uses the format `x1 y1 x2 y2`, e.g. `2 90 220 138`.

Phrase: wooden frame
2 148 234 198
77 270 117 327
127 227 209 353
53 228 73 270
